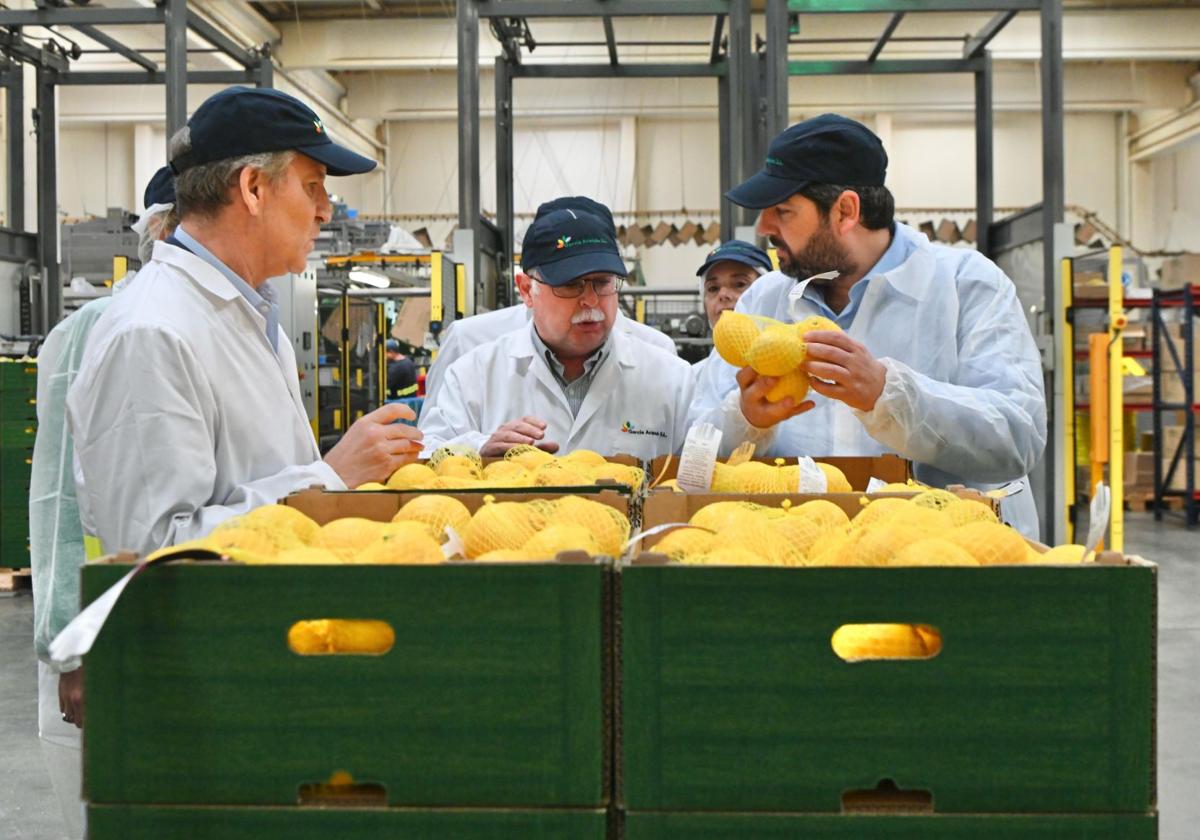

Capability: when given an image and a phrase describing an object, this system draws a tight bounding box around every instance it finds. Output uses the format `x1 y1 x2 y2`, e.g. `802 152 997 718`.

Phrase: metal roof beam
478 1 731 18
867 12 904 62
71 23 157 73
964 10 1018 58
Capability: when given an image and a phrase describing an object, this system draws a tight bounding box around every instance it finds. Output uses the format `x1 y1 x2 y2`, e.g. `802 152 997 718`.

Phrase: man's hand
480 417 560 456
59 667 84 729
802 331 887 412
737 367 815 429
324 403 423 488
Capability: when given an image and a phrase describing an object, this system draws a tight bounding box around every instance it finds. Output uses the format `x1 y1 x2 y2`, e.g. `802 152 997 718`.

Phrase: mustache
571 307 606 324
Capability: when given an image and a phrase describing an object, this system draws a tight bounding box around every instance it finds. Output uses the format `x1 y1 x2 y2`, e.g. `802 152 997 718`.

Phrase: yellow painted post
430 251 444 325
1107 246 1125 552
635 297 647 324
767 248 779 271
378 303 386 403
1088 332 1109 552
455 264 466 318
1061 257 1075 544
112 256 128 284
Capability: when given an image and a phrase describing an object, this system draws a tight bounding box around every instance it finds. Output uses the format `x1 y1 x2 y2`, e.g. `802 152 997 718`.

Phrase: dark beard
771 222 856 282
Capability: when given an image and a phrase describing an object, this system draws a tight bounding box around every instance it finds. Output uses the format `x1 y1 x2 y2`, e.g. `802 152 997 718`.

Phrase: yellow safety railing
1107 246 1125 552
1061 257 1075 544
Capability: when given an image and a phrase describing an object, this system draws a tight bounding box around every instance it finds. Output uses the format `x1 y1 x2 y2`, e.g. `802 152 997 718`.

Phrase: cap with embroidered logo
534 195 616 236
726 113 887 210
170 86 376 177
521 208 627 286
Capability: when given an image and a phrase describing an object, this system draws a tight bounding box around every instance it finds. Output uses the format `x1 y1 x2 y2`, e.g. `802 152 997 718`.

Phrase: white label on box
797 456 828 492
865 477 889 493
677 423 722 492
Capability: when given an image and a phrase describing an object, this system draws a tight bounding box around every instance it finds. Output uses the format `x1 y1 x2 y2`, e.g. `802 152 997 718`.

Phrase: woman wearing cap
693 240 773 382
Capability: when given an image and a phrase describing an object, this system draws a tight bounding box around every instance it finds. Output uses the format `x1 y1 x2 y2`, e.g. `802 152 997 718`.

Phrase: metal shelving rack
1152 284 1199 528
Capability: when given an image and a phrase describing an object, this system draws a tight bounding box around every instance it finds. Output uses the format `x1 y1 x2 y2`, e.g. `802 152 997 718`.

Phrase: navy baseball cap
696 240 772 277
170 86 376 177
522 208 627 285
143 165 176 207
726 114 887 210
535 196 616 236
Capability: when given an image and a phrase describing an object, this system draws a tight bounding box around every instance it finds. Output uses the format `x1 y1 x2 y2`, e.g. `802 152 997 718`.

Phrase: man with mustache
422 195 677 403
690 114 1045 536
419 205 693 458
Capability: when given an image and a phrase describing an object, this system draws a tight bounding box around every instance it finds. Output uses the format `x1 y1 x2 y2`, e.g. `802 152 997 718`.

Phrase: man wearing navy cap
422 194 678 403
419 206 693 458
28 164 181 839
67 87 423 561
689 113 1046 537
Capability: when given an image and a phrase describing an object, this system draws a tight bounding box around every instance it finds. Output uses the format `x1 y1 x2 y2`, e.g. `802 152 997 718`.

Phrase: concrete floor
0 511 1196 839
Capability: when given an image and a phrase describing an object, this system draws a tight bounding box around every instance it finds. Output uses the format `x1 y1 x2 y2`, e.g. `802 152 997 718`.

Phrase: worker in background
28 166 178 840
693 239 774 381
423 195 677 402
690 114 1046 536
67 86 423 564
385 338 417 398
418 205 693 458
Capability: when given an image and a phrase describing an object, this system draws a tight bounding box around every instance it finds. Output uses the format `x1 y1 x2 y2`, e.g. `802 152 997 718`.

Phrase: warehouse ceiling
248 0 1200 22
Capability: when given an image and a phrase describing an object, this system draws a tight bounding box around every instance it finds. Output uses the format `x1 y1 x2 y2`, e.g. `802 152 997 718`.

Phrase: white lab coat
66 241 345 557
418 324 694 460
689 222 1046 537
424 304 677 402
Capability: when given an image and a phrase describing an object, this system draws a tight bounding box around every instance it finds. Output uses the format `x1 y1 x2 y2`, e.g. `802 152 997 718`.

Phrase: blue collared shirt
530 324 610 418
173 225 279 353
800 223 913 329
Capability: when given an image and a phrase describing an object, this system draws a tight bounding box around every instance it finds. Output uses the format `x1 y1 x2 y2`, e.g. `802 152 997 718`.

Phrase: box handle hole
298 771 387 807
842 778 933 814
288 619 395 655
831 624 941 662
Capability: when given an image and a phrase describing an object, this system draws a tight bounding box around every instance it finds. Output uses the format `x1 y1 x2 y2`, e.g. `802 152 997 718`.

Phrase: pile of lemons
648 489 1092 567
355 445 645 493
660 458 853 493
712 311 842 404
162 494 631 565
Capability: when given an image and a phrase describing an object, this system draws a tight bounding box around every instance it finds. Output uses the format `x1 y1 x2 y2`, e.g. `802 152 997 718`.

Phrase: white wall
1136 138 1200 253
59 125 136 219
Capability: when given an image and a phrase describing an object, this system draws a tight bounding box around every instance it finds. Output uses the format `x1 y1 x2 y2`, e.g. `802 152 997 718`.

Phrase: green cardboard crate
88 805 608 839
620 495 1155 814
83 558 612 808
622 812 1157 839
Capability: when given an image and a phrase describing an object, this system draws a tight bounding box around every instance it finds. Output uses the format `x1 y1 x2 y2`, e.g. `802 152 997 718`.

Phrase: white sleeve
423 321 462 403
853 271 1047 484
686 347 777 457
415 359 491 455
669 360 697 454
67 326 342 557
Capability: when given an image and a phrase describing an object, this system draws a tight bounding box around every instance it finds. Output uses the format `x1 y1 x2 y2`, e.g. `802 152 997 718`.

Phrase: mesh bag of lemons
353 445 646 493
159 494 631 565
710 311 843 405
644 488 1093 568
659 456 855 494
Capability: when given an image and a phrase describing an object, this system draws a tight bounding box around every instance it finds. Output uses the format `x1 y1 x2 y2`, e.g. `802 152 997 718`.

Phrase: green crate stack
618 562 1158 835
0 360 36 569
82 561 614 838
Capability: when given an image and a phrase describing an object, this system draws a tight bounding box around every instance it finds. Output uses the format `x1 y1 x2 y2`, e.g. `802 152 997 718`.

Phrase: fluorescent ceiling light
348 269 390 289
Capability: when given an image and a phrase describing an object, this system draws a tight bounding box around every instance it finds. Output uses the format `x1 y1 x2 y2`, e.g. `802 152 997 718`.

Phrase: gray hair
168 126 294 219
136 205 180 263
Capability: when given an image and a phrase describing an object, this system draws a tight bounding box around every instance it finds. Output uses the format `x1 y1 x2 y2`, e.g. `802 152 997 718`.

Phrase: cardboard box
622 812 1156 839
620 494 1155 814
88 806 608 840
81 516 616 807
1159 253 1200 290
646 455 911 493
1159 425 1199 491
1124 452 1155 489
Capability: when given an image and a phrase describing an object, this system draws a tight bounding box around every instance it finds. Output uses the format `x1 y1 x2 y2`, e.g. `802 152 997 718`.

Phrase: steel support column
494 56 514 306
257 49 274 88
974 53 994 257
164 0 188 145
727 0 753 230
457 0 481 291
718 71 733 241
764 0 789 142
35 66 57 330
1041 0 1065 538
6 58 24 230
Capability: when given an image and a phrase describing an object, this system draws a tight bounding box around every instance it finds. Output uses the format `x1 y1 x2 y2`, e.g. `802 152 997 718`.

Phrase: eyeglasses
535 275 624 299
